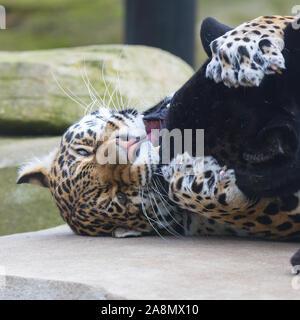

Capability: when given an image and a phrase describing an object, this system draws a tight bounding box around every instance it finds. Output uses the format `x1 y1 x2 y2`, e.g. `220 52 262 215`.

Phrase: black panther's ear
200 17 233 57
284 20 300 51
283 21 300 73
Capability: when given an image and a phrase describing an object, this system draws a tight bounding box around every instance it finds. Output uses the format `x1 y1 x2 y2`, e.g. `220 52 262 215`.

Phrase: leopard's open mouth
142 95 172 145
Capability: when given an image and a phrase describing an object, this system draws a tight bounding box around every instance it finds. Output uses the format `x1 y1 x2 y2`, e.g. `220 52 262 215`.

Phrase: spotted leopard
17 106 247 238
17 15 300 245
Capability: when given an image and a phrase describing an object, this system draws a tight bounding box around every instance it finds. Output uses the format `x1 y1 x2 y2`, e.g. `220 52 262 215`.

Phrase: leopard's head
16 106 174 237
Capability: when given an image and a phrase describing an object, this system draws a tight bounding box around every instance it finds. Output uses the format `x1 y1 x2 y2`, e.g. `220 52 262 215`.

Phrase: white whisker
51 70 88 112
140 188 166 239
100 59 119 111
151 179 185 231
147 185 181 237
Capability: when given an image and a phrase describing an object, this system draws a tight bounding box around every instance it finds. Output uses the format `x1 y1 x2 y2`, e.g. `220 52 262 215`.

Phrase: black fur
147 17 300 269
142 95 172 121
283 22 300 75
291 249 300 273
146 17 300 272
200 17 233 57
164 22 300 199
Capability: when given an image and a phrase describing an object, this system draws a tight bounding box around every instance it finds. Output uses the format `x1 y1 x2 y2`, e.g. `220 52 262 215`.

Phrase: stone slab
0 225 299 300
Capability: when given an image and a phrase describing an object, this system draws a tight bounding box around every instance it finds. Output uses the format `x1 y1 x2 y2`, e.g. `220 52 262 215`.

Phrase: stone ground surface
0 225 299 300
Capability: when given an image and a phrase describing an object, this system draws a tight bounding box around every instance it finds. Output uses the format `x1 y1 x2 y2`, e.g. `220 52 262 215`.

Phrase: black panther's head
149 18 300 198
196 66 300 198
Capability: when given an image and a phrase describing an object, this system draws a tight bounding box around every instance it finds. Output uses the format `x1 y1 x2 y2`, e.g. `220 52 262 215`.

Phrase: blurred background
0 0 297 67
0 0 297 236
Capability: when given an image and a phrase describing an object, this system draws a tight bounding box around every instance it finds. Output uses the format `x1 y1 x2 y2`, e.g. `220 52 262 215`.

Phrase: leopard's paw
206 21 285 87
161 152 196 183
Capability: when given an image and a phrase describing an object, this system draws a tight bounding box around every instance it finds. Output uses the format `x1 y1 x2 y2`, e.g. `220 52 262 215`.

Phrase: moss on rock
0 45 194 135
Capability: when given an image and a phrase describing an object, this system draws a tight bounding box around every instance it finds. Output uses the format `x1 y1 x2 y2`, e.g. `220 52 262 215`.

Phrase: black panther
166 17 300 199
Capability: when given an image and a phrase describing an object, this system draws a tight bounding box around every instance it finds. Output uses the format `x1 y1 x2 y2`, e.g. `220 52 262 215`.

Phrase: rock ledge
0 225 299 300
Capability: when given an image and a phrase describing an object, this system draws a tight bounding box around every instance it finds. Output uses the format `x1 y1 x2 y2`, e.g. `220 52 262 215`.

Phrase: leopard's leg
162 153 250 231
163 153 300 239
206 15 296 87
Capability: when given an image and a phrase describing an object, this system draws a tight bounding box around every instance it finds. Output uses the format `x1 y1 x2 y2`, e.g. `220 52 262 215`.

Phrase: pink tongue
147 132 153 143
147 129 160 145
145 120 164 144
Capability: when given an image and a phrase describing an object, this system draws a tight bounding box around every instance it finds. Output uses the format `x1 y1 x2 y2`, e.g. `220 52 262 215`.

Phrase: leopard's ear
200 17 232 57
16 149 58 188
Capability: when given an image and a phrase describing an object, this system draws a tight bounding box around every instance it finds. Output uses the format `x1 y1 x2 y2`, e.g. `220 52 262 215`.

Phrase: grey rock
0 45 194 135
0 225 299 300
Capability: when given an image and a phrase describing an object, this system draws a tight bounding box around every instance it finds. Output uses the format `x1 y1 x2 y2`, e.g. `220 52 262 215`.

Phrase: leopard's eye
116 192 127 205
76 149 92 156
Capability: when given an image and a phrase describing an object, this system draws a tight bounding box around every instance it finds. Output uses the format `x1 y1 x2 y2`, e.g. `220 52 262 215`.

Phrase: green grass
0 0 123 51
0 0 298 67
